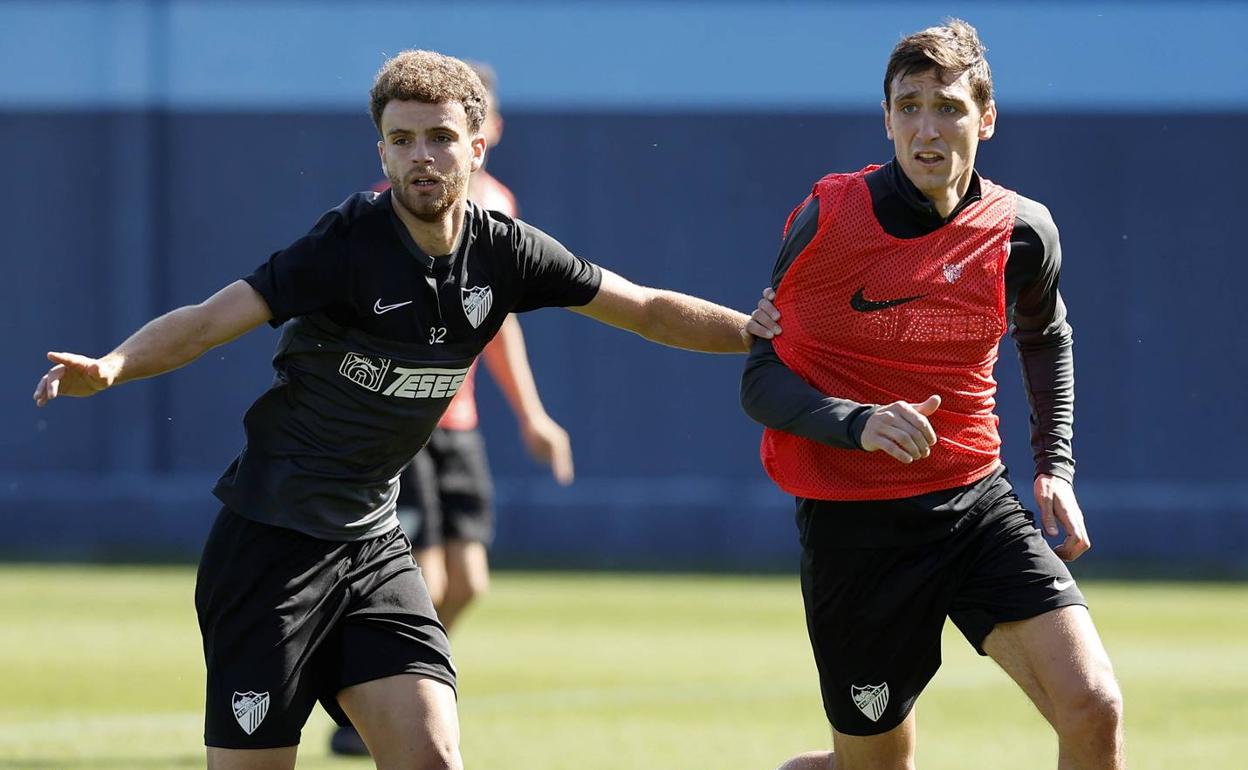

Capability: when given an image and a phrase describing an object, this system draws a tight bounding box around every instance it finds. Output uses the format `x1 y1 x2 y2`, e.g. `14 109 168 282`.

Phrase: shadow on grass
0 757 202 769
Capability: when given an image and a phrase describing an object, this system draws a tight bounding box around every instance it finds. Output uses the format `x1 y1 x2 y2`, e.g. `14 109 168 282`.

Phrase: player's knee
416 741 462 770
379 735 461 770
421 572 449 607
464 569 489 601
445 573 488 608
774 750 835 770
1058 675 1123 741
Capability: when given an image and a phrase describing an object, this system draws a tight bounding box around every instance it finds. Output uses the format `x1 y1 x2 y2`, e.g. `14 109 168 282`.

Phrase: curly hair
369 50 488 135
883 19 993 110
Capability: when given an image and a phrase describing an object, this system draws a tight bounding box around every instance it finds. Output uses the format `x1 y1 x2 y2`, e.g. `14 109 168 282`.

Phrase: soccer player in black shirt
741 20 1125 770
33 50 773 770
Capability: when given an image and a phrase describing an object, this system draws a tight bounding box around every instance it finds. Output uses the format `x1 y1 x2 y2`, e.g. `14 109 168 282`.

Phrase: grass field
0 566 1244 769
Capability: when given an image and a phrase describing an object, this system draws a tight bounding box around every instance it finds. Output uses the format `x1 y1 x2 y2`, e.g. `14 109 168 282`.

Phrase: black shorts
397 427 495 549
194 507 456 749
798 477 1087 736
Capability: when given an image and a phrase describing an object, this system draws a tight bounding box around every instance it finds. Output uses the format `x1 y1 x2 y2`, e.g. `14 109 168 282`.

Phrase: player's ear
978 100 997 141
882 99 893 140
377 140 388 176
470 135 487 173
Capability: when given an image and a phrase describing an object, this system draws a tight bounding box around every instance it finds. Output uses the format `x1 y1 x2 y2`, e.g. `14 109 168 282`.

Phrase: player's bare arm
33 280 272 407
480 315 575 485
572 268 755 353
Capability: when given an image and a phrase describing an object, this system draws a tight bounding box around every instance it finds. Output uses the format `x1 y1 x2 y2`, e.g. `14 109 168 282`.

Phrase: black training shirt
213 191 601 540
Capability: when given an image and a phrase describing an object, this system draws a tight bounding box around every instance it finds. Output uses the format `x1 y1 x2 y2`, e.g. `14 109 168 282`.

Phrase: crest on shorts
232 691 270 735
461 285 493 329
851 682 889 722
942 262 964 284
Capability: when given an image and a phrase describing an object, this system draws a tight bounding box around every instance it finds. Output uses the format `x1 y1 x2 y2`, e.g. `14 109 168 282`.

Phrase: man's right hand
33 352 119 407
520 413 575 487
859 394 941 463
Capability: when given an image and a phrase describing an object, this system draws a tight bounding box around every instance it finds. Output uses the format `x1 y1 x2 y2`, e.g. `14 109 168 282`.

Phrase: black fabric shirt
740 161 1074 546
214 191 601 540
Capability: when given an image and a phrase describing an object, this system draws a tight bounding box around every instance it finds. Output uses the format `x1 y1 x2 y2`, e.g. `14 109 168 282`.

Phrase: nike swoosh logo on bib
850 287 926 312
373 299 413 314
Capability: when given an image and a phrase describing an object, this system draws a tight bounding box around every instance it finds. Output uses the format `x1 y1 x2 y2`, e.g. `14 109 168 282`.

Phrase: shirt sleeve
1008 196 1076 483
243 208 352 327
508 219 603 312
739 194 875 449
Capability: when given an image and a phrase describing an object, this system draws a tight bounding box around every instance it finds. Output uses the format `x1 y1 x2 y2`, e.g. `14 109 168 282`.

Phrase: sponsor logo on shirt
339 353 392 391
339 353 470 400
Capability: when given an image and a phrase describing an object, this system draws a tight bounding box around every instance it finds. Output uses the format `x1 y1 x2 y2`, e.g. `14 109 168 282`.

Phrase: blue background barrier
3 1 1246 572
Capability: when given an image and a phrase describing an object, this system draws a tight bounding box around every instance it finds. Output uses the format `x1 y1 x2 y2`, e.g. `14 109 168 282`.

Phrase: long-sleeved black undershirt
741 161 1075 544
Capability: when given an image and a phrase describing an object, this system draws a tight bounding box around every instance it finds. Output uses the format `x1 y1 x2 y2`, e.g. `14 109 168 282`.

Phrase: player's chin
410 199 454 224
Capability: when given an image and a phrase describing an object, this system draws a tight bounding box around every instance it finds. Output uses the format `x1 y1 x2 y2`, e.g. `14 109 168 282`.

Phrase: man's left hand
742 287 782 344
1034 474 1090 561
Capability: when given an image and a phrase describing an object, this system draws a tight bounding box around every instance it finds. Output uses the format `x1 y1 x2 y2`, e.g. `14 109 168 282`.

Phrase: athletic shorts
798 476 1087 736
194 506 456 749
397 427 495 549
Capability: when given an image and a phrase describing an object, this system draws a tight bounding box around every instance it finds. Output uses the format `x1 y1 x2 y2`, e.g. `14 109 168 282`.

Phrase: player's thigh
983 605 1118 723
948 489 1088 658
415 545 449 602
206 746 298 770
324 528 457 711
799 536 954 738
195 507 351 750
337 674 460 769
443 539 489 595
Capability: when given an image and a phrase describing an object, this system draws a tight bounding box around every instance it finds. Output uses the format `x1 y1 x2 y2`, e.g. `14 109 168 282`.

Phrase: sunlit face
377 100 485 223
884 69 996 205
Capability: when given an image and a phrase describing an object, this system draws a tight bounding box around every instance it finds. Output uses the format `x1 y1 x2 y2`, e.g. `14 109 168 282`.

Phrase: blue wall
3 1 1247 572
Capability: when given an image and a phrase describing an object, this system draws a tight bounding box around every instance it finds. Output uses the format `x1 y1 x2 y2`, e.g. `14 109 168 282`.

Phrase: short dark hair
883 18 993 110
369 50 487 135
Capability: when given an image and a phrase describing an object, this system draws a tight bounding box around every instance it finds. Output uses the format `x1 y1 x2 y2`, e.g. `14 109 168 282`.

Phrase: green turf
0 566 1244 769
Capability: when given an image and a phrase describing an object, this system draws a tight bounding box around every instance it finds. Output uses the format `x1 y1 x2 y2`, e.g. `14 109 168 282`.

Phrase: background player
741 20 1125 770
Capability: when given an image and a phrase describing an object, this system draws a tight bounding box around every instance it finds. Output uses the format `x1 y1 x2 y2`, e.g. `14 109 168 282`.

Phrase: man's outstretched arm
33 280 273 406
570 268 753 353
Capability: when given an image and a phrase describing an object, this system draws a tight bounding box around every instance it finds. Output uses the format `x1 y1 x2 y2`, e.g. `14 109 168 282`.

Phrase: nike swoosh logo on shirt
373 299 414 314
1052 578 1075 591
850 287 926 312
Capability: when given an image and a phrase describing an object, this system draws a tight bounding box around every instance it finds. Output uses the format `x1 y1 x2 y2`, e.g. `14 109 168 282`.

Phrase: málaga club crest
461 285 493 329
232 691 270 735
851 682 889 722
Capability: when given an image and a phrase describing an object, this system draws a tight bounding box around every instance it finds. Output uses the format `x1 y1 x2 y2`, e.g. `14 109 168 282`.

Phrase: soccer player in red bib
742 20 1125 770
